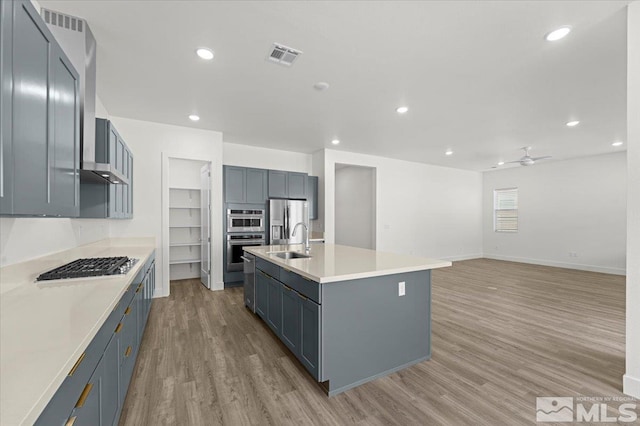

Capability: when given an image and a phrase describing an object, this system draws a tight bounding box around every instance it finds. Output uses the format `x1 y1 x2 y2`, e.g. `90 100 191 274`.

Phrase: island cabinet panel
266 275 283 336
255 270 269 319
281 284 301 354
35 252 156 426
299 296 321 380
280 267 320 304
256 257 280 281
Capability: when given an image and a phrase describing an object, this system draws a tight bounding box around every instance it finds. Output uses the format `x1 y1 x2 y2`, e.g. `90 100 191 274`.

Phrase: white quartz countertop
0 238 156 426
244 244 451 283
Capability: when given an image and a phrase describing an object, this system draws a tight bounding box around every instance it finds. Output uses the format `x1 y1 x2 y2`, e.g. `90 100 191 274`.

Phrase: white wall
335 166 376 249
323 149 483 260
108 117 224 296
483 152 627 275
625 1 640 399
223 142 312 174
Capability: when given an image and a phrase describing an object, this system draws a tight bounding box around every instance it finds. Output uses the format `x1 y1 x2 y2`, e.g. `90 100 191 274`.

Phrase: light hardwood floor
119 259 630 425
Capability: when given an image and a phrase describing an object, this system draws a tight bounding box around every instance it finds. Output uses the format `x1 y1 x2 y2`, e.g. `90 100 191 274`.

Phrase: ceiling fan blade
505 160 522 164
531 156 552 161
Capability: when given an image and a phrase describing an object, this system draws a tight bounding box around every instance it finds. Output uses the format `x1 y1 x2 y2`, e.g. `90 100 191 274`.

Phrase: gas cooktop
36 257 138 281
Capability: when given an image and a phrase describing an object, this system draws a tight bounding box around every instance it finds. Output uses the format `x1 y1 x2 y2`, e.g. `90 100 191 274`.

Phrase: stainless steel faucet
292 222 310 252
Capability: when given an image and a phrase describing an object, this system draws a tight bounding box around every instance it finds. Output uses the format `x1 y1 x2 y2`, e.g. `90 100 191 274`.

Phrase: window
494 188 518 232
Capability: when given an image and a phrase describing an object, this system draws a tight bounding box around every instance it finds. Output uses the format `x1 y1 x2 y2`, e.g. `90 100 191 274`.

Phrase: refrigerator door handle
284 205 289 239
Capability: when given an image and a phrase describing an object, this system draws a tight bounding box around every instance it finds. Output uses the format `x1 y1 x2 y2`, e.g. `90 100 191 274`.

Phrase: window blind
494 188 518 232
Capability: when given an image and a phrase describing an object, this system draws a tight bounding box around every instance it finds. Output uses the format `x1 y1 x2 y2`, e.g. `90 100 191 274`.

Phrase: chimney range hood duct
41 8 128 185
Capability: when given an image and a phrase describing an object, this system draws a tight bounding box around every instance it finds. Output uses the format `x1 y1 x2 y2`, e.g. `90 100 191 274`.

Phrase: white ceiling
40 0 630 171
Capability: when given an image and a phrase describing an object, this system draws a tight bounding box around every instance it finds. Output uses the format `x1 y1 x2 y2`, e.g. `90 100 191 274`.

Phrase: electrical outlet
398 281 405 296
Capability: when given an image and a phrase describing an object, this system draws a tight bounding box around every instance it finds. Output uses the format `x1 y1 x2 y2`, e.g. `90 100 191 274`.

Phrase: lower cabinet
35 252 156 426
255 262 321 381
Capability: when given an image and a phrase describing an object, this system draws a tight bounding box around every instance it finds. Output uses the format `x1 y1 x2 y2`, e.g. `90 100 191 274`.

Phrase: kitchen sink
274 251 311 260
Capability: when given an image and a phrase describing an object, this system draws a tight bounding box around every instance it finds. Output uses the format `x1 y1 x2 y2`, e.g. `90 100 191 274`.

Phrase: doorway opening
334 164 376 249
166 158 212 292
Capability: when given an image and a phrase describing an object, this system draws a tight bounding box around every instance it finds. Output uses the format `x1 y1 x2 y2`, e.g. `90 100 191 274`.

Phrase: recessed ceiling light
566 120 580 127
396 106 409 114
498 161 505 166
612 141 624 147
445 150 453 156
331 139 340 145
101 174 109 177
196 48 214 60
188 114 200 121
113 181 120 184
545 26 571 41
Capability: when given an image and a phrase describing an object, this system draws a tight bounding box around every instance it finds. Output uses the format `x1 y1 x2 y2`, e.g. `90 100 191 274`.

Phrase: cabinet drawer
279 268 320 304
256 257 280 281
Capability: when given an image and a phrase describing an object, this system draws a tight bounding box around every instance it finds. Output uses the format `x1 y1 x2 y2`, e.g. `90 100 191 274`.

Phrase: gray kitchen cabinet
0 0 80 217
307 176 319 220
224 166 267 204
224 166 246 203
288 172 307 199
268 170 308 199
246 168 268 203
80 119 133 219
299 296 321 379
281 284 301 355
35 252 156 426
268 170 288 198
255 270 269 319
266 274 282 335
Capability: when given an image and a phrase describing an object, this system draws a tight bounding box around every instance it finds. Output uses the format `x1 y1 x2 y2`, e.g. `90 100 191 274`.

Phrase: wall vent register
36 257 138 281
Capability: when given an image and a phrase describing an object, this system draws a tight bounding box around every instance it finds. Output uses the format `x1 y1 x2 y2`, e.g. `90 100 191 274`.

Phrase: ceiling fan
505 146 552 167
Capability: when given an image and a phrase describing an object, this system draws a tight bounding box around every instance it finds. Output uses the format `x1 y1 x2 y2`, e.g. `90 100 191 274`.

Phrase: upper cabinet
268 170 307 199
224 166 267 204
0 0 80 217
80 119 133 219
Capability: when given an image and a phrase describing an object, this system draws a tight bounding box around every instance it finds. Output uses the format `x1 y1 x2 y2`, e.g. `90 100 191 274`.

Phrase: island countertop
244 243 451 283
0 238 156 426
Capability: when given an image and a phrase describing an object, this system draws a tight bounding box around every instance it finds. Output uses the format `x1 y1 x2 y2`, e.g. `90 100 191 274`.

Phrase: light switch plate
398 281 405 296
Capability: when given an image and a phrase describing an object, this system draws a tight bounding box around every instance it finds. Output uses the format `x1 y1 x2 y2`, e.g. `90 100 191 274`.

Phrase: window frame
493 187 518 233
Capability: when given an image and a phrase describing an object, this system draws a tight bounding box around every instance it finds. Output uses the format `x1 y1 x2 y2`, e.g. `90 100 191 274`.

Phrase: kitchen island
244 243 451 396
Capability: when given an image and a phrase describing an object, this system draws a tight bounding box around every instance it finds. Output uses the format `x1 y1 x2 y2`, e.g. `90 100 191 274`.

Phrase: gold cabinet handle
75 383 93 408
125 307 131 315
114 323 123 333
65 416 77 426
125 346 132 357
68 353 85 377
283 285 293 292
282 267 291 273
136 286 142 293
297 293 308 301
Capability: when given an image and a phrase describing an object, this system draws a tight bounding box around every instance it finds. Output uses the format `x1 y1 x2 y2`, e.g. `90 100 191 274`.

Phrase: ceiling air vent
41 8 85 32
267 43 302 66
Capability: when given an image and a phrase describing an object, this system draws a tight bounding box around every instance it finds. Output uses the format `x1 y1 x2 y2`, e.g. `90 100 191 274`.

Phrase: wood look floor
119 259 630 425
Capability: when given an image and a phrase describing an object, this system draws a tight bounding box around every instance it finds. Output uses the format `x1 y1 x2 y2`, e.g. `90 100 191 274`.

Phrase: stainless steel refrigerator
269 199 309 244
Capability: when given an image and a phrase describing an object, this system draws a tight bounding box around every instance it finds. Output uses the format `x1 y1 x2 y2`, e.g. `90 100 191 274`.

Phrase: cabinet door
67 364 102 426
266 275 282 336
224 166 246 203
255 270 268 319
101 334 119 426
49 46 79 217
299 296 321 380
307 176 318 220
268 170 288 198
281 284 301 355
128 151 133 217
0 0 13 214
11 0 54 215
287 172 307 199
245 168 267 204
122 149 129 217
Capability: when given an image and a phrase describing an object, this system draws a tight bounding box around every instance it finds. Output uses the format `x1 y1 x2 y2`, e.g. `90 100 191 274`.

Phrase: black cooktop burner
36 257 133 281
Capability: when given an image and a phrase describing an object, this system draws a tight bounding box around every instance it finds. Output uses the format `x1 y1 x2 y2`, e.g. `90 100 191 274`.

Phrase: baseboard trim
482 254 626 276
624 374 640 399
440 253 483 262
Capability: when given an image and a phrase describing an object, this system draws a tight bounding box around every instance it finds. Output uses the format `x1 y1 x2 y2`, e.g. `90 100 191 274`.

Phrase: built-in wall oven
226 234 265 272
227 209 265 233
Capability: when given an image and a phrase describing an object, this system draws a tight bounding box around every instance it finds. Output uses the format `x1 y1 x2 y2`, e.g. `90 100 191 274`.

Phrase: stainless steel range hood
41 8 128 185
